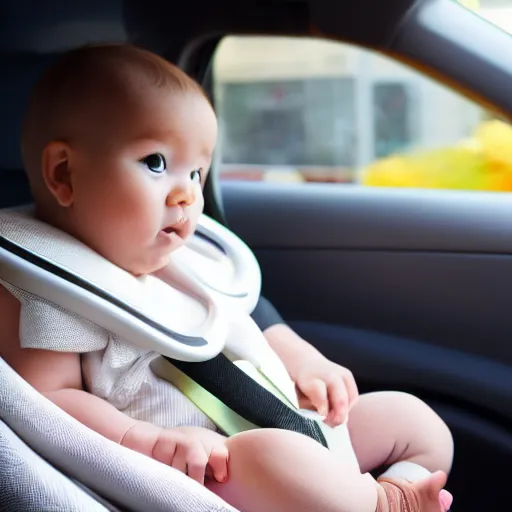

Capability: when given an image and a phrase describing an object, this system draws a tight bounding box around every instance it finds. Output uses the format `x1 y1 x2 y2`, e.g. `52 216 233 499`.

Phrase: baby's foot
376 470 453 511
439 489 453 511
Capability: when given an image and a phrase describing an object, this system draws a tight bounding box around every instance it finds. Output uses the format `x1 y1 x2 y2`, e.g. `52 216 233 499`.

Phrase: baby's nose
166 183 195 207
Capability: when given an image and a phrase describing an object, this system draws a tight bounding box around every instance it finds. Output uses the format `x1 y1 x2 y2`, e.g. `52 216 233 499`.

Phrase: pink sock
380 462 453 511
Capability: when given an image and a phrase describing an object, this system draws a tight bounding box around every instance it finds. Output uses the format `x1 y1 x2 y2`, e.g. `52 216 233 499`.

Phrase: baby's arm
0 286 228 484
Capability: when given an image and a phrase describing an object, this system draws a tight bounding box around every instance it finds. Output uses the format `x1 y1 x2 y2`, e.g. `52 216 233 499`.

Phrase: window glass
458 0 512 35
212 36 512 191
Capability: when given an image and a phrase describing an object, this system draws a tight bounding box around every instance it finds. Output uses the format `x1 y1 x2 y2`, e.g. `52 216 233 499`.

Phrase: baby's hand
121 423 228 485
155 426 229 485
294 356 358 427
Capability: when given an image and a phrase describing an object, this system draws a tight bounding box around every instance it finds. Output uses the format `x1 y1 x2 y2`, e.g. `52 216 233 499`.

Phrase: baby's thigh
225 428 323 464
225 426 359 475
207 429 311 510
208 429 373 512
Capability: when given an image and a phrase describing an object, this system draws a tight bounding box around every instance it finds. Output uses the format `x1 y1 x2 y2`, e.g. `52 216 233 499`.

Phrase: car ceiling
0 1 126 53
0 0 417 55
2 0 511 115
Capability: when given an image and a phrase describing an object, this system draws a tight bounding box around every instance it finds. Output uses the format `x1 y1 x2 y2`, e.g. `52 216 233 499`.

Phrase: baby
0 44 454 512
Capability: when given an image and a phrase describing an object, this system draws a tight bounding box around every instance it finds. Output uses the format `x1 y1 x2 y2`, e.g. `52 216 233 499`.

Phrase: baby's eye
191 168 202 183
141 153 166 174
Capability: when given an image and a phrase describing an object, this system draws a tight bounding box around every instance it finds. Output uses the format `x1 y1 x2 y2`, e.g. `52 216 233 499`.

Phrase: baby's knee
391 392 451 432
385 391 454 470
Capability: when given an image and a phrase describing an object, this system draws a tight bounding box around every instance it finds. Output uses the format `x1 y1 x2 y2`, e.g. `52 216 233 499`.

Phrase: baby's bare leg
207 428 379 512
207 428 448 512
348 392 453 475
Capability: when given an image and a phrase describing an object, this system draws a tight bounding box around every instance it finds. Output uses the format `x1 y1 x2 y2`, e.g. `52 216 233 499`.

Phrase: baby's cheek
191 194 204 218
109 193 152 233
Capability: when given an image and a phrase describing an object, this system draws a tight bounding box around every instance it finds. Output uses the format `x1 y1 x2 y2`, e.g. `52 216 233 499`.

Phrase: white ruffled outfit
1 281 217 431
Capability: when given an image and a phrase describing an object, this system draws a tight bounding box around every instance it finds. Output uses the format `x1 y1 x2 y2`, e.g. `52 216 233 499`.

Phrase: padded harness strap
166 353 328 448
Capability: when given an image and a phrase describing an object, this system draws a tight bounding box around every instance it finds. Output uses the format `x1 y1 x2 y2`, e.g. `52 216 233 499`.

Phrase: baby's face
64 90 217 275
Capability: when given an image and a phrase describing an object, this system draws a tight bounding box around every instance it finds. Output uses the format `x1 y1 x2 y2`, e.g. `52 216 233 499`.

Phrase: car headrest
0 53 59 171
0 53 60 207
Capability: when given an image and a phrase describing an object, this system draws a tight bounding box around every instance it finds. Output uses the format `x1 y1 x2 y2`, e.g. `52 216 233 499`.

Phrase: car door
201 4 512 510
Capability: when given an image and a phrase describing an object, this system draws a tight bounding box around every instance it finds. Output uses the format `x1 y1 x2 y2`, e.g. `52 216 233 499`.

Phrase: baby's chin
130 240 191 276
128 259 170 277
103 221 198 276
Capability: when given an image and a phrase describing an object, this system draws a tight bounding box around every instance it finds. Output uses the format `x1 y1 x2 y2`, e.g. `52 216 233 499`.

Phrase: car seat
0 52 238 512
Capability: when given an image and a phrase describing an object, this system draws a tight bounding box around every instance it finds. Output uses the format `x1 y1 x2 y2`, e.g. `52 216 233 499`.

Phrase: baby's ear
41 141 74 207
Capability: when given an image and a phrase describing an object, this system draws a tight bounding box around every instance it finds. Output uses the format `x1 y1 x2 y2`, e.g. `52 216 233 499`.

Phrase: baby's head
21 44 217 276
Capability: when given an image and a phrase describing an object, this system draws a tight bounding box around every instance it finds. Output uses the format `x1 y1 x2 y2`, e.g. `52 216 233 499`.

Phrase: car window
212 35 512 191
459 0 512 35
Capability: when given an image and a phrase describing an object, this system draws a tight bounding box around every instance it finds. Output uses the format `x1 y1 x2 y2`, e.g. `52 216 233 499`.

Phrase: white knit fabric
0 358 237 512
1 280 110 352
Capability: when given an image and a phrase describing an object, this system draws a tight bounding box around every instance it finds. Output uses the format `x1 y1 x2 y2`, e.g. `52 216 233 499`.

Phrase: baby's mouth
161 219 188 237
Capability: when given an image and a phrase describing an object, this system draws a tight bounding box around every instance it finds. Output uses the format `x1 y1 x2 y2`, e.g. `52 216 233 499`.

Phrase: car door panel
221 182 512 252
221 183 512 360
221 180 512 376
221 179 512 509
254 250 512 362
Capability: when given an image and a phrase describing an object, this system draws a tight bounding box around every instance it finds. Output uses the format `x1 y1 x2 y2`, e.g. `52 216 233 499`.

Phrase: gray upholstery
0 358 237 511
0 420 110 511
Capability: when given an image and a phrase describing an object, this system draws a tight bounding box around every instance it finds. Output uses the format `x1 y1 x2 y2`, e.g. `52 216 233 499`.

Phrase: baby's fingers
299 378 328 417
184 445 209 485
208 444 229 483
152 433 177 466
325 378 349 426
170 443 189 475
